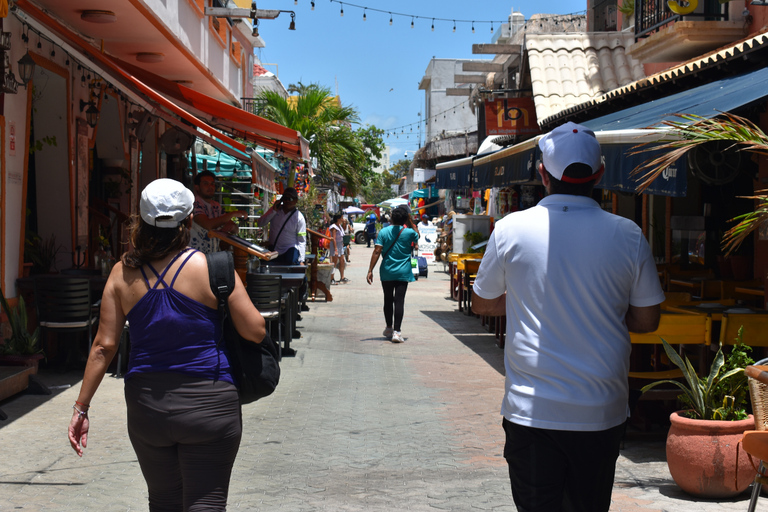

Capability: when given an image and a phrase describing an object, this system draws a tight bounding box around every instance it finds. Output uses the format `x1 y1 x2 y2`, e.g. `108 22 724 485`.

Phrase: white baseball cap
538 122 603 183
140 178 194 228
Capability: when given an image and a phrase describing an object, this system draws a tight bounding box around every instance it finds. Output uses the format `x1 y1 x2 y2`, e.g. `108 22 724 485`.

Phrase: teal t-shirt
376 225 419 282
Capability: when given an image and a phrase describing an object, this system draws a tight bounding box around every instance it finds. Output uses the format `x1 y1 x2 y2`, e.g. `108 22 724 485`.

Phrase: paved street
0 244 765 511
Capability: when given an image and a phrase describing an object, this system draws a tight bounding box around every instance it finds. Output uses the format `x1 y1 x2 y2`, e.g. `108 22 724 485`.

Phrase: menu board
208 231 278 260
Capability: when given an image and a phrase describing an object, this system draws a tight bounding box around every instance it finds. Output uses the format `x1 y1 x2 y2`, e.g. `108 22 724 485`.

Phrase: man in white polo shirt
472 122 664 512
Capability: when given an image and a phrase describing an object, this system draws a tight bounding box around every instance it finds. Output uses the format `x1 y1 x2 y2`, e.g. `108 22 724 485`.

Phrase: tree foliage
255 83 366 194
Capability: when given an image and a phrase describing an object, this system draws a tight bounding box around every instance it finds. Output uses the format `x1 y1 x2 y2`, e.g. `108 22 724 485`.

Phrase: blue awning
472 140 538 190
435 156 473 189
582 66 768 131
600 144 686 197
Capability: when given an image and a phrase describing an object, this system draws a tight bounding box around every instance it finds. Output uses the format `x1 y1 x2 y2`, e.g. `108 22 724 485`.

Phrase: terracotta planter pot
666 411 756 498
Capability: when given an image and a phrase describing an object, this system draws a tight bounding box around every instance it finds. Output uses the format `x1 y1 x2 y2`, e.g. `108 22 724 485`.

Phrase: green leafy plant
641 336 753 420
618 0 635 16
0 288 41 356
25 233 63 274
464 231 488 254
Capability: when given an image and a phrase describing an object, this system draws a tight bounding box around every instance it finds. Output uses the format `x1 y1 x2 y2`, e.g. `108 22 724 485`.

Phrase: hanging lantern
17 51 36 87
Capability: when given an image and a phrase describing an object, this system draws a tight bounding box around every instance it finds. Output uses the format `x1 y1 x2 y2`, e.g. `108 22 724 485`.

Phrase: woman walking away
366 205 419 343
68 178 266 512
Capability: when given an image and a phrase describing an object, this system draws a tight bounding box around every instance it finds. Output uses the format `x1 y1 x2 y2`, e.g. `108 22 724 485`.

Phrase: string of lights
19 21 163 125
300 0 586 35
299 3 586 136
383 98 473 139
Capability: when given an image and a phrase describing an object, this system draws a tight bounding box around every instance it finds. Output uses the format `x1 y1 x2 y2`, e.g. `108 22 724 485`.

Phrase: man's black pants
502 418 624 512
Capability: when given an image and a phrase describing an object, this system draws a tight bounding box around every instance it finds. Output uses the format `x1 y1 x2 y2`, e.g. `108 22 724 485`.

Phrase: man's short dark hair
546 163 599 197
194 170 215 186
390 207 409 226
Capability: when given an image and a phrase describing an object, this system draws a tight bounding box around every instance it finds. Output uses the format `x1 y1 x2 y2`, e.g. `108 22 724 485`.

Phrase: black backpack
206 251 280 404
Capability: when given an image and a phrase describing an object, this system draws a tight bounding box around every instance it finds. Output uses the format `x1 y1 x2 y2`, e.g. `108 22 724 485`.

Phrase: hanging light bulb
411 17 414 29
363 9 366 21
340 3 343 16
431 18 434 31
389 12 393 25
294 0 297 4
453 20 456 32
214 153 222 174
311 1 315 9
471 22 475 33
491 22 494 33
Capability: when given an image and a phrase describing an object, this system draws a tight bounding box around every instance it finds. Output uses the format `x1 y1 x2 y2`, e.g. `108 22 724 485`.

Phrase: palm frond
631 112 768 255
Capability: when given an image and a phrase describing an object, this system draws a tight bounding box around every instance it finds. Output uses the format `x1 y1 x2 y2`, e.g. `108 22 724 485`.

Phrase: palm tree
255 83 366 194
633 112 768 255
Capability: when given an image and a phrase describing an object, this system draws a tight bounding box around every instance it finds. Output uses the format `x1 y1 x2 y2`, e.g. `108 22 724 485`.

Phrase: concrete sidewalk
0 245 763 511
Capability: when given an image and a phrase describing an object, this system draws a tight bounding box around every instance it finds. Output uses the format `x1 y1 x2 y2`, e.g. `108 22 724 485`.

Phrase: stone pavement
0 244 764 511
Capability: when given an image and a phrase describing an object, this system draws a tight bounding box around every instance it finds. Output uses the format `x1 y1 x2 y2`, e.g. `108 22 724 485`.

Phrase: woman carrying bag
68 178 266 511
366 206 419 343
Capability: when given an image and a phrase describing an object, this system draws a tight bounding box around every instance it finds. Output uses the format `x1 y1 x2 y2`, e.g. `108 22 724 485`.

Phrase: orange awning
114 59 307 162
17 0 306 163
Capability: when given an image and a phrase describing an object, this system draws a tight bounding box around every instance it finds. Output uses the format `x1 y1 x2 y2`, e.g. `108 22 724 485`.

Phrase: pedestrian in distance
472 122 664 512
68 178 266 511
366 205 420 344
364 213 377 248
329 213 347 283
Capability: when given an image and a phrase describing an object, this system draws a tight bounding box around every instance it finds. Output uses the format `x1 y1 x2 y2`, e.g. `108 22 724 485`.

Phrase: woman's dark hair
332 213 342 223
122 215 190 268
390 207 409 226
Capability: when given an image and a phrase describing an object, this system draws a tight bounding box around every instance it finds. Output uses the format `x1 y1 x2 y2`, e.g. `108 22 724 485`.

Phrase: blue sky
255 1 585 162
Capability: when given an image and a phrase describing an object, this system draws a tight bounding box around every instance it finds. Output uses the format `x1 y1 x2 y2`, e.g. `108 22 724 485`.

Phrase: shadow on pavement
0 370 84 429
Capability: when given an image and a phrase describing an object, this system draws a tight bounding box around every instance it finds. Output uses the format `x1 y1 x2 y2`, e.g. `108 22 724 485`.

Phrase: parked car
352 221 367 244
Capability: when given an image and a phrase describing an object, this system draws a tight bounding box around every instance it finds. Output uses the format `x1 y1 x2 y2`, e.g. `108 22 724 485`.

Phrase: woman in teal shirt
366 206 419 343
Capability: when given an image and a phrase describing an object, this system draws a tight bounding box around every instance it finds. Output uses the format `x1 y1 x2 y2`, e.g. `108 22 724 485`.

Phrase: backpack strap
206 251 237 383
206 251 235 309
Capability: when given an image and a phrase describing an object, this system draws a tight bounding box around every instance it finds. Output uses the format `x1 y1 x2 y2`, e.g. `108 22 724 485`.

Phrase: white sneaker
383 327 393 340
391 331 404 343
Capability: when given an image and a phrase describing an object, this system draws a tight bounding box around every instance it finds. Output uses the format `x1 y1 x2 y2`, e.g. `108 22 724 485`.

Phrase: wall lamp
17 50 35 87
80 99 100 128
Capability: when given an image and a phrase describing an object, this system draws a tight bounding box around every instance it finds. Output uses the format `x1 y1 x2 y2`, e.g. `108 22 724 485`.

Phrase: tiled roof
526 32 645 123
253 63 269 76
541 29 768 127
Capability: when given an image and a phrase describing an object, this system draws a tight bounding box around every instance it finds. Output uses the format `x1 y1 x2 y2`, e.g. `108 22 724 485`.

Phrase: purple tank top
124 248 233 384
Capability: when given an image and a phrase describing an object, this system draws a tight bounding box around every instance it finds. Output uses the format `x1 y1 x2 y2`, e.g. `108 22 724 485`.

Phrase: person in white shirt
472 122 664 512
257 187 306 265
189 170 249 254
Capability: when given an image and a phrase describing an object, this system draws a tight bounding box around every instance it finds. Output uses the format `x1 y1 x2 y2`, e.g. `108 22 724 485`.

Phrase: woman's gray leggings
125 373 242 512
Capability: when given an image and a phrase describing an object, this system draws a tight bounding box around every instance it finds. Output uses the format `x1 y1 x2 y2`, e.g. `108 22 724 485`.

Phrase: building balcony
627 0 746 63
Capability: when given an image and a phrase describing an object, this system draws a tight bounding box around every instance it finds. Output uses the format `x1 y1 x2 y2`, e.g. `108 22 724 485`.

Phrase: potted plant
641 335 756 498
0 288 43 371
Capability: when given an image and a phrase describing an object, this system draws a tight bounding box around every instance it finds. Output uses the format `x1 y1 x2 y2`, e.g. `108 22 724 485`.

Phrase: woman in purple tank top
68 179 265 511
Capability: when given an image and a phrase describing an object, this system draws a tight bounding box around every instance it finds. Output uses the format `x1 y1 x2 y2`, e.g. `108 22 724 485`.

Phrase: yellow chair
629 314 712 380
628 314 712 411
719 313 768 348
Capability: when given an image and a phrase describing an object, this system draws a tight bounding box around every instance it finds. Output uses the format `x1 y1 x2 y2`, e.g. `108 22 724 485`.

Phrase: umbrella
378 198 409 209
343 206 365 214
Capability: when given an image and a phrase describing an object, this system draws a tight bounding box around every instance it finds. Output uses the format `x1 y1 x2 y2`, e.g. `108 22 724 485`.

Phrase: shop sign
484 98 539 136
